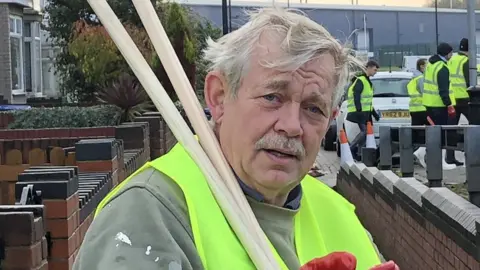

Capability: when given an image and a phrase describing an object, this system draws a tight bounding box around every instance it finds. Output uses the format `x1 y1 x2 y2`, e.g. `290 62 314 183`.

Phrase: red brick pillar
0 205 49 269
15 168 80 270
75 138 120 187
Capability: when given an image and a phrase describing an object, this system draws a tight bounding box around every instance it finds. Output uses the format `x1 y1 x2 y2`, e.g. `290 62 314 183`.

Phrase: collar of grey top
233 170 303 210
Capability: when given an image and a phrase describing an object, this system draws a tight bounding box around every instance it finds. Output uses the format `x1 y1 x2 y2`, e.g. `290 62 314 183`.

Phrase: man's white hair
203 7 363 109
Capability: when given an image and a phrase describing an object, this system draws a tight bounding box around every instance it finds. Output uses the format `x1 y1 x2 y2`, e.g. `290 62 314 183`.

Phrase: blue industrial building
181 0 480 65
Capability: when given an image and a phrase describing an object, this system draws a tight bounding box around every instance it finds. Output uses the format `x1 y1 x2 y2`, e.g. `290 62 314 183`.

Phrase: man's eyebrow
263 79 290 91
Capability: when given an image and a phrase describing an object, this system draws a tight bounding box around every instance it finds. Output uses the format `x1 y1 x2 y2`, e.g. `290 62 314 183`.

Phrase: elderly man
73 8 398 270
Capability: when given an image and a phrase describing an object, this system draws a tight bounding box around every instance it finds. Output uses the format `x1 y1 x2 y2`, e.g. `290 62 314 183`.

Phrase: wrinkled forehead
250 31 337 84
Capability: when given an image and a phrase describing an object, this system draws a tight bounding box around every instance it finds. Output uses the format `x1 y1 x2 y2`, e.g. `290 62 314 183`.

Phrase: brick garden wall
0 113 14 129
337 162 480 270
0 205 49 270
0 113 177 270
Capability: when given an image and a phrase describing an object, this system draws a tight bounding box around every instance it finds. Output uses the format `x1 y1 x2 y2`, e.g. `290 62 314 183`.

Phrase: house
0 0 60 105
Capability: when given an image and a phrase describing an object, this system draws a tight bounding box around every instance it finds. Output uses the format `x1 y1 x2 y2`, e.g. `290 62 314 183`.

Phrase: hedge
8 105 123 129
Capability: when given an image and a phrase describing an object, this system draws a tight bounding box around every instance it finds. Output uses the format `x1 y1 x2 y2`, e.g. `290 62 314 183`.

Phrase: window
41 46 60 96
371 78 410 97
24 21 43 96
9 16 23 93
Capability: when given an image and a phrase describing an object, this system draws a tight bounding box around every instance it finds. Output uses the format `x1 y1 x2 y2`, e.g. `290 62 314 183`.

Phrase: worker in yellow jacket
346 60 380 160
73 8 398 270
407 58 427 168
446 38 471 166
423 43 458 170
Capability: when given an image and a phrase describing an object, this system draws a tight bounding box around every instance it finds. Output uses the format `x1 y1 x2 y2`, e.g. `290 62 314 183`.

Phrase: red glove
300 252 356 270
447 105 456 118
369 261 400 270
300 252 400 270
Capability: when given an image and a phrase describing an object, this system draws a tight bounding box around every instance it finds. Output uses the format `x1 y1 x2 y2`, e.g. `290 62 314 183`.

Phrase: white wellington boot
442 149 457 171
413 147 426 168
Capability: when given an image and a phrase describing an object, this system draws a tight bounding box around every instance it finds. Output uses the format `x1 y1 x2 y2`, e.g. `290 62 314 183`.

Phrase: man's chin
259 169 299 186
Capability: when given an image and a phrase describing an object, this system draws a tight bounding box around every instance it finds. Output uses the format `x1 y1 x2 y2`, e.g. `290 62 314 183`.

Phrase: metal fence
356 87 480 206
372 43 469 68
372 125 480 206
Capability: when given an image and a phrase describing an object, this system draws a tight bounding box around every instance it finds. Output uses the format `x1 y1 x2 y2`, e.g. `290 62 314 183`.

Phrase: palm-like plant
96 73 154 122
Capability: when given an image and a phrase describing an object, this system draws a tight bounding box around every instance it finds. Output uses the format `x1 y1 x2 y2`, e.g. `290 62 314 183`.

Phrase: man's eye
263 94 279 102
307 106 323 115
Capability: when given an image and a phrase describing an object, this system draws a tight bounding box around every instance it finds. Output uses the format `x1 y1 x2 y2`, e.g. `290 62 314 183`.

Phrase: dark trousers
426 107 449 125
454 98 470 123
445 98 470 162
349 123 367 159
426 106 459 162
410 111 428 146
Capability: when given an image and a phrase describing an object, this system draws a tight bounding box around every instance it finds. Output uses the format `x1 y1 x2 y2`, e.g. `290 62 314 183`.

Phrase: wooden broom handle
85 0 279 268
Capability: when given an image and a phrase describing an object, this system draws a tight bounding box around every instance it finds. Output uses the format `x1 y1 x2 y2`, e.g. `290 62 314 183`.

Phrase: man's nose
274 104 303 137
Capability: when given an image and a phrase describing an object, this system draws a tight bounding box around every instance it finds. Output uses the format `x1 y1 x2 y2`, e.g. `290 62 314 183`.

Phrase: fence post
468 86 480 125
379 126 392 170
464 126 480 207
361 147 377 167
425 126 443 187
399 126 414 177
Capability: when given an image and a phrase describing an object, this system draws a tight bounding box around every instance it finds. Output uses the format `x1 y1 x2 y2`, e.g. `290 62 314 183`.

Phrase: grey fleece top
73 168 383 270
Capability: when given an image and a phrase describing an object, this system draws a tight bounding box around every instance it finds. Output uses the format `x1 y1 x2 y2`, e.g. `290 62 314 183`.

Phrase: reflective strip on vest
94 142 382 269
347 76 374 112
448 54 469 99
423 61 457 107
407 75 426 112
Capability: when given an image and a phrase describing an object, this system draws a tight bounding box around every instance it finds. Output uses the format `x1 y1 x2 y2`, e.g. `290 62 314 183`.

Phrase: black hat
437 42 453 56
459 38 469 51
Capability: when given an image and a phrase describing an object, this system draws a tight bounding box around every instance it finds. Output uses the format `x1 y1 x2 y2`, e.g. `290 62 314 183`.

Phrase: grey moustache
255 135 306 158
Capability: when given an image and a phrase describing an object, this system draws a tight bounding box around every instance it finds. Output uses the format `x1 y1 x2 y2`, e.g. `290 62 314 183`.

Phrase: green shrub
8 105 123 129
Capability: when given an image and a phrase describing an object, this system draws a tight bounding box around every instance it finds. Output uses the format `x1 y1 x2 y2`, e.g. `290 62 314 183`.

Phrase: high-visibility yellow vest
423 61 456 107
347 75 374 112
407 75 426 112
95 142 381 270
448 54 469 99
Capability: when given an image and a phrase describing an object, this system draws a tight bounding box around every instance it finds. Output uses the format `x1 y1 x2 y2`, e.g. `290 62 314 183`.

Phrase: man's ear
204 71 228 124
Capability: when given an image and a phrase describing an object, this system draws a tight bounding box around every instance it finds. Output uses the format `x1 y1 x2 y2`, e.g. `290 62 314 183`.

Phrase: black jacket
428 54 452 106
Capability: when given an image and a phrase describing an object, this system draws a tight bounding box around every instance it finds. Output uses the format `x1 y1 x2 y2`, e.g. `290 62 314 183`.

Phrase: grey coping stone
361 167 379 186
340 161 353 173
374 170 400 194
423 187 480 235
394 177 429 208
350 162 367 180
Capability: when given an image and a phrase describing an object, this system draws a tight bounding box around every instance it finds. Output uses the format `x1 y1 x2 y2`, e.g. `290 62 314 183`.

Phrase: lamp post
228 0 232 32
434 0 439 47
467 0 479 126
222 0 228 35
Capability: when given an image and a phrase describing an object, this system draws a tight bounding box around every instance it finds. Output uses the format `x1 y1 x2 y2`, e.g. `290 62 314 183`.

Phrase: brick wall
0 4 11 102
0 127 116 164
0 118 176 269
17 168 81 269
135 112 176 160
0 137 150 270
0 205 49 269
0 112 14 129
337 162 480 270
